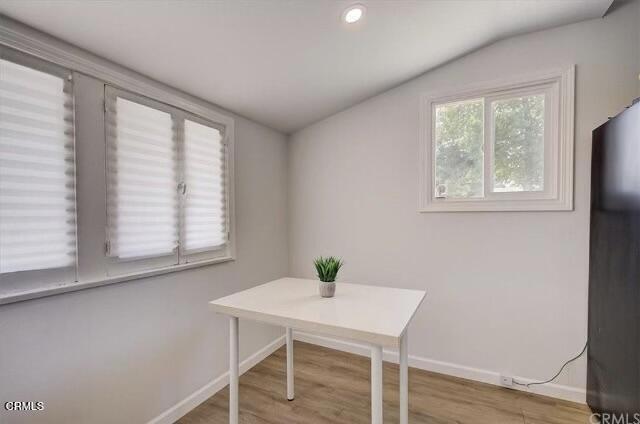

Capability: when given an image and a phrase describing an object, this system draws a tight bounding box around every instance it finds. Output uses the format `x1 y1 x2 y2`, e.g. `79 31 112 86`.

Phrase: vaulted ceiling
0 0 612 133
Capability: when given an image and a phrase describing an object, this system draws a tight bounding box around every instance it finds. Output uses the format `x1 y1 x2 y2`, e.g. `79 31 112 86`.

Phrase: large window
0 52 77 291
105 87 230 274
419 67 574 212
0 45 235 303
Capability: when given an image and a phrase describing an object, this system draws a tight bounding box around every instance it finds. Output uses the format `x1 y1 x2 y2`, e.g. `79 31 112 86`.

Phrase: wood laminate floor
179 341 593 424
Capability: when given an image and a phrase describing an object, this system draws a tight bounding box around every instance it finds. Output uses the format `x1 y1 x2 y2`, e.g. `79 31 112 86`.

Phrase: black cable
513 340 588 388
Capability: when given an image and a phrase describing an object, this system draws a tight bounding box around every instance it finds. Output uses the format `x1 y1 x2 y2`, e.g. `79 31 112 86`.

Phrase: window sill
419 197 573 212
0 256 234 305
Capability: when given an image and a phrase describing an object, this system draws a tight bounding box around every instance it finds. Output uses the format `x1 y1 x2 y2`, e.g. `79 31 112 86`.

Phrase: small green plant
313 256 343 283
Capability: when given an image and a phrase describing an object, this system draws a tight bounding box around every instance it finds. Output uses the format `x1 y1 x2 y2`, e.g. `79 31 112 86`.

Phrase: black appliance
587 98 640 413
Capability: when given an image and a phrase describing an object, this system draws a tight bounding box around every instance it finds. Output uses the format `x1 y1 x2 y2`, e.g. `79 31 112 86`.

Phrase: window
0 52 77 290
106 95 177 261
0 43 235 303
105 86 231 274
419 67 574 212
183 119 228 253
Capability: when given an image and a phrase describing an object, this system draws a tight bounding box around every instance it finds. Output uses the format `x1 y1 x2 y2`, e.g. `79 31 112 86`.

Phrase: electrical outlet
500 375 513 387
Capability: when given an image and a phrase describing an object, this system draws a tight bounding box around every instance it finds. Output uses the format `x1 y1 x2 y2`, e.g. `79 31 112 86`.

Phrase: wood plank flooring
179 341 593 424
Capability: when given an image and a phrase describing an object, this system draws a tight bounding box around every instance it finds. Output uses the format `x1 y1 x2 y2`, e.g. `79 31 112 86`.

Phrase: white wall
289 0 640 399
0 66 288 424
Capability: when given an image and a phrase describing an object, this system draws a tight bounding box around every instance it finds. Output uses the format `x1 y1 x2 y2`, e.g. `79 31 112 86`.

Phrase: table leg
229 316 239 424
400 333 408 424
286 327 294 400
371 345 383 424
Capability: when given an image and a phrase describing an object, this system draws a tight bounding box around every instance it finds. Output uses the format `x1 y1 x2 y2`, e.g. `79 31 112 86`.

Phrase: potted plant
313 256 343 298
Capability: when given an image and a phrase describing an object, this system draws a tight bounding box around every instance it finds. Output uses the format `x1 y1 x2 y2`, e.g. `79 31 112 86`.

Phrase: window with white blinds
183 119 227 252
0 56 76 275
105 87 229 270
0 47 235 302
106 95 178 259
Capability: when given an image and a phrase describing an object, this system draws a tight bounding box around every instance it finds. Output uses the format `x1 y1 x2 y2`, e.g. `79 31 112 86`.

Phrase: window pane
0 58 76 273
492 94 545 192
106 96 178 259
183 120 227 252
434 99 484 198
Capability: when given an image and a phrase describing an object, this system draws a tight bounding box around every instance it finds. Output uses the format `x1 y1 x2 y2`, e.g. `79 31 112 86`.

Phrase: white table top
210 277 426 347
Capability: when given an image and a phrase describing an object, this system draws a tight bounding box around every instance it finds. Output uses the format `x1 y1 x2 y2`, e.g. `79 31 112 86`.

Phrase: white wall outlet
500 375 513 387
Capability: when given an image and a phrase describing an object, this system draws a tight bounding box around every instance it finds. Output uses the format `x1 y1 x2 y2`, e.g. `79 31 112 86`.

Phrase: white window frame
104 85 234 276
419 66 575 212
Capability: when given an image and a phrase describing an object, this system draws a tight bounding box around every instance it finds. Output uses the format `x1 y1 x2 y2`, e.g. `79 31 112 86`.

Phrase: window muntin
0 56 76 276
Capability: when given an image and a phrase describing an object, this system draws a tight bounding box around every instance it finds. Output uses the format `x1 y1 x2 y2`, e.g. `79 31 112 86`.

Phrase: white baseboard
147 335 286 424
293 331 586 404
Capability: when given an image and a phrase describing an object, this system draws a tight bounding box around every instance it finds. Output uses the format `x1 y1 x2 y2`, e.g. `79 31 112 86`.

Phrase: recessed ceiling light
343 5 365 24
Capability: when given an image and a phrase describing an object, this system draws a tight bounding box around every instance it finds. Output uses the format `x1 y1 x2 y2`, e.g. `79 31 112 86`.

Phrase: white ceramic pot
319 281 336 298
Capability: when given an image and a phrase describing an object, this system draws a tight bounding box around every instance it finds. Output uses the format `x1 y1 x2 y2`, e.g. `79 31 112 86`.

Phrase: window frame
0 47 78 295
104 85 233 276
419 66 575 212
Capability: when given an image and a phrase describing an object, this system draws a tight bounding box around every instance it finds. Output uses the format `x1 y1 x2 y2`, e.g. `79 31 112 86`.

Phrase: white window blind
105 86 231 271
106 94 178 259
0 57 76 274
183 119 227 252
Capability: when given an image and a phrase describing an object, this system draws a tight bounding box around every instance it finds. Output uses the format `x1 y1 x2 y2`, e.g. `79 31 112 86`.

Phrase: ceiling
0 0 612 133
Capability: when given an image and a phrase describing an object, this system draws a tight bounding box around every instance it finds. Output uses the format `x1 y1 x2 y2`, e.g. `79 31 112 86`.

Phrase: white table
209 277 426 424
